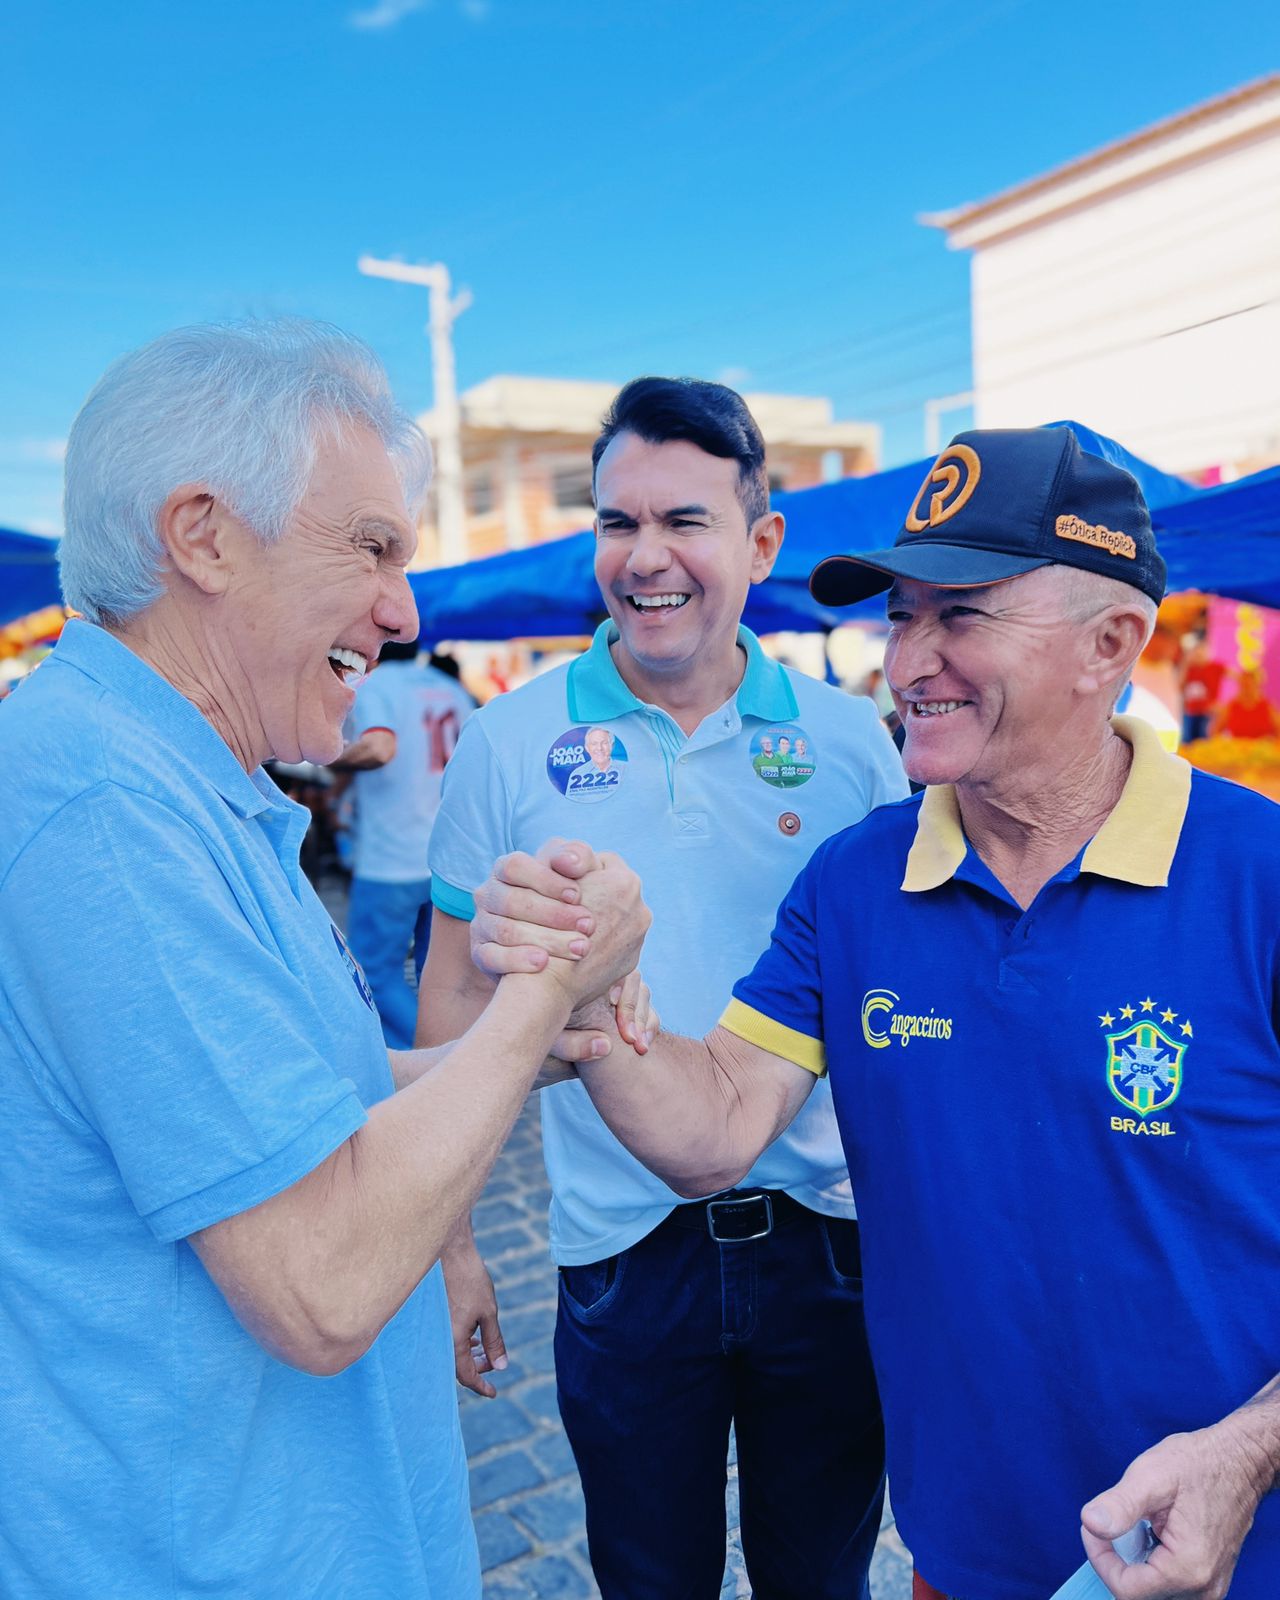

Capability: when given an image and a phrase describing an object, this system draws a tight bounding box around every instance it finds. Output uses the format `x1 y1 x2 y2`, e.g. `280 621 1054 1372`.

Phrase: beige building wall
925 75 1280 479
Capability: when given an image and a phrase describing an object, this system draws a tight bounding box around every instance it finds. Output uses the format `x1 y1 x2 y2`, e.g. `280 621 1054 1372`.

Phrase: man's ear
1077 604 1150 700
748 511 785 585
155 484 234 597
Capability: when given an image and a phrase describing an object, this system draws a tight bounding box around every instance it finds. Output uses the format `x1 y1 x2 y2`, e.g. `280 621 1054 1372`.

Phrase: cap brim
809 544 1053 607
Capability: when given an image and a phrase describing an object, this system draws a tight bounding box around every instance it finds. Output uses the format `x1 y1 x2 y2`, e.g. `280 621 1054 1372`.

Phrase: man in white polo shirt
334 641 475 1047
417 377 906 1599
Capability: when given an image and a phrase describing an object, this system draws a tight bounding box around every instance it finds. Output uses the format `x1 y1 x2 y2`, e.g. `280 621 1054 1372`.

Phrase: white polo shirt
345 660 475 883
429 622 908 1265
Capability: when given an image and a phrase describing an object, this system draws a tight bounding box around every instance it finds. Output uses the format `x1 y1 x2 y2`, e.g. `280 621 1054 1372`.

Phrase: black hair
379 638 420 662
591 376 769 529
428 648 462 680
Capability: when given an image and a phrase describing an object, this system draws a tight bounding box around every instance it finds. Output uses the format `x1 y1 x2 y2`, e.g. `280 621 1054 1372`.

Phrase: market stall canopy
0 527 61 627
408 422 1203 639
1155 464 1280 608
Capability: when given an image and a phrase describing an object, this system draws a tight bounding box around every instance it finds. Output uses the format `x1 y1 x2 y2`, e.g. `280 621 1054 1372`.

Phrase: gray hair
1054 565 1158 638
1052 565 1159 712
59 318 432 624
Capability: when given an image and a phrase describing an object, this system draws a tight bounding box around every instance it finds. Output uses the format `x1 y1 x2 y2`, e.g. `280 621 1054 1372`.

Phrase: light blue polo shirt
725 717 1280 1600
0 621 478 1599
429 621 907 1264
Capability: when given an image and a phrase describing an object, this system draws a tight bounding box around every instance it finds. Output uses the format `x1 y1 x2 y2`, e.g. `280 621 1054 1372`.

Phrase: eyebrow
595 504 712 522
355 518 414 564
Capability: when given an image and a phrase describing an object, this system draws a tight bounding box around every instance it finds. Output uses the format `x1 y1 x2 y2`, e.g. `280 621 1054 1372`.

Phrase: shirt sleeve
427 713 514 922
352 669 394 737
1 789 368 1242
719 845 828 1077
855 695 910 811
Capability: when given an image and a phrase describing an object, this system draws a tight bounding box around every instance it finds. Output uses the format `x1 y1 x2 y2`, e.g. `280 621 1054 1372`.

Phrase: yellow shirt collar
901 715 1192 893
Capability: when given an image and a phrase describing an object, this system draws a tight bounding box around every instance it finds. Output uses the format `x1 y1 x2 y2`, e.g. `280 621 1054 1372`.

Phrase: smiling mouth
909 699 972 717
627 593 691 612
327 647 369 687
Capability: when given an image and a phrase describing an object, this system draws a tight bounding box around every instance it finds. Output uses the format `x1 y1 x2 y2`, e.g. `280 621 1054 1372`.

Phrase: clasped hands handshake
471 838 659 1081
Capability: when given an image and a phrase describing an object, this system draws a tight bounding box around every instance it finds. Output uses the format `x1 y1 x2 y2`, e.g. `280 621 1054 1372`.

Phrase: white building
924 75 1280 478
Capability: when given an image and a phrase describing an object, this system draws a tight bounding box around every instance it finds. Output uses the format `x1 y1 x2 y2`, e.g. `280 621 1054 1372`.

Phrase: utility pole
357 255 473 567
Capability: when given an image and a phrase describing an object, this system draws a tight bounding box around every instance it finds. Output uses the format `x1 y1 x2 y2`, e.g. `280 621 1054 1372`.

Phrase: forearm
1220 1373 1280 1496
201 973 569 1372
577 1021 793 1198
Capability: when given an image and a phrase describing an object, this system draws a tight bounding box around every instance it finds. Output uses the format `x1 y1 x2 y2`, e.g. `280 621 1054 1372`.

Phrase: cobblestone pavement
463 1101 915 1599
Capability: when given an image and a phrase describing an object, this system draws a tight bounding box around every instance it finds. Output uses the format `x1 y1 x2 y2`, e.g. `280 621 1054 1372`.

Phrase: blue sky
2 0 1277 536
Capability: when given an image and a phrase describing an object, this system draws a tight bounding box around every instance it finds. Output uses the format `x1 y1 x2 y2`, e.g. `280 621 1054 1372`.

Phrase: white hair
59 318 432 624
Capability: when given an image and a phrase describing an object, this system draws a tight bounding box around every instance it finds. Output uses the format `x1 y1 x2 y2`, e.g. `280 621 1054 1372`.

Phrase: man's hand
470 840 602 975
472 840 650 1013
440 1221 507 1399
1080 1420 1271 1598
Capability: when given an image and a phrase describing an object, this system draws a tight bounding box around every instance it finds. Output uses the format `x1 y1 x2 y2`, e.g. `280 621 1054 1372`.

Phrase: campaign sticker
331 923 376 1011
750 725 816 789
547 726 629 803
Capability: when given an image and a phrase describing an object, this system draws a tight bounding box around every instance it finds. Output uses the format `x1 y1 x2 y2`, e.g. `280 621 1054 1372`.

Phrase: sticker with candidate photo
546 726 629 803
750 725 816 789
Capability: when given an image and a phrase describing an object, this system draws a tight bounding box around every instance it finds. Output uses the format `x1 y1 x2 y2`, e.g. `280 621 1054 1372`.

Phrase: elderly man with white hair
474 428 1280 1600
0 319 650 1599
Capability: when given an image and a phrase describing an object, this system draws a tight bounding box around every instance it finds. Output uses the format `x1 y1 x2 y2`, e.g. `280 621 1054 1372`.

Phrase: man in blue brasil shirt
472 428 1280 1600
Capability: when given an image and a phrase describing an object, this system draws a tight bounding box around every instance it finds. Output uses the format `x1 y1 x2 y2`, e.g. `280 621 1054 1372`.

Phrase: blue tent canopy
0 527 61 627
409 422 1221 640
1154 464 1280 608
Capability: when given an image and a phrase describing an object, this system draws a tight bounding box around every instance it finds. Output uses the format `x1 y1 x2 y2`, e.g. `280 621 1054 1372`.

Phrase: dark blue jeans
345 876 432 1049
555 1191 885 1600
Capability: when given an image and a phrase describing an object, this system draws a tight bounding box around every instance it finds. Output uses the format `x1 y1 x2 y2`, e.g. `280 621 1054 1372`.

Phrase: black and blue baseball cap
809 426 1167 608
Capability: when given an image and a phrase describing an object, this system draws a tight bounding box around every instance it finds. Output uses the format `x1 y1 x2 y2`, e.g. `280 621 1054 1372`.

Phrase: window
551 465 595 510
466 471 495 516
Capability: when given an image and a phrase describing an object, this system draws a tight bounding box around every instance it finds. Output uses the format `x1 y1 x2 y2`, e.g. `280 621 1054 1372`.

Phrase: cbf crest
1102 1001 1189 1119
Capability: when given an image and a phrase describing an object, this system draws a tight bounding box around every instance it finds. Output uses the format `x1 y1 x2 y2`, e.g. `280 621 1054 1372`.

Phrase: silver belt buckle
705 1193 773 1243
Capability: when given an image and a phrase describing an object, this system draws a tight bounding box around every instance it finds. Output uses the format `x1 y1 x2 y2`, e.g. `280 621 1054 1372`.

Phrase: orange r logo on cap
905 444 982 531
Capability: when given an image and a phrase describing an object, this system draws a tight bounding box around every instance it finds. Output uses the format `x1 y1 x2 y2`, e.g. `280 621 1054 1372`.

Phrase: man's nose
885 621 943 692
376 567 420 645
626 523 673 576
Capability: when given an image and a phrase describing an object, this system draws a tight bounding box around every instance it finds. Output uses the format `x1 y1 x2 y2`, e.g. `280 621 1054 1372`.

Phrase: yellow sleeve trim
718 998 826 1077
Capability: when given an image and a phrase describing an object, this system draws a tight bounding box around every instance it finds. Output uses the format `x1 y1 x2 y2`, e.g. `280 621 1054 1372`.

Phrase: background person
1210 667 1280 739
0 318 648 1600
473 427 1280 1600
419 376 906 1600
332 636 476 1046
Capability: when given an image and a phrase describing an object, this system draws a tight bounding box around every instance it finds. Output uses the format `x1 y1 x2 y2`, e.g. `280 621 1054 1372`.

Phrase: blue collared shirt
726 717 1280 1600
430 620 907 1263
0 621 477 1599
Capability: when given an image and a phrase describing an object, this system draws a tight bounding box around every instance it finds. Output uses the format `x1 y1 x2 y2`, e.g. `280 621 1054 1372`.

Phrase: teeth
913 700 967 716
630 593 690 610
327 647 369 685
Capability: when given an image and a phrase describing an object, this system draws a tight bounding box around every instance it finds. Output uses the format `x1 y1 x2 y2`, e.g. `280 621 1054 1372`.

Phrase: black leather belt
667 1188 811 1243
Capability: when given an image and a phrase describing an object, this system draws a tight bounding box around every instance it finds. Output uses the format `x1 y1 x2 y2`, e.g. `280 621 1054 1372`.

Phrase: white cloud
348 0 430 31
347 0 487 26
716 366 752 389
0 439 67 465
